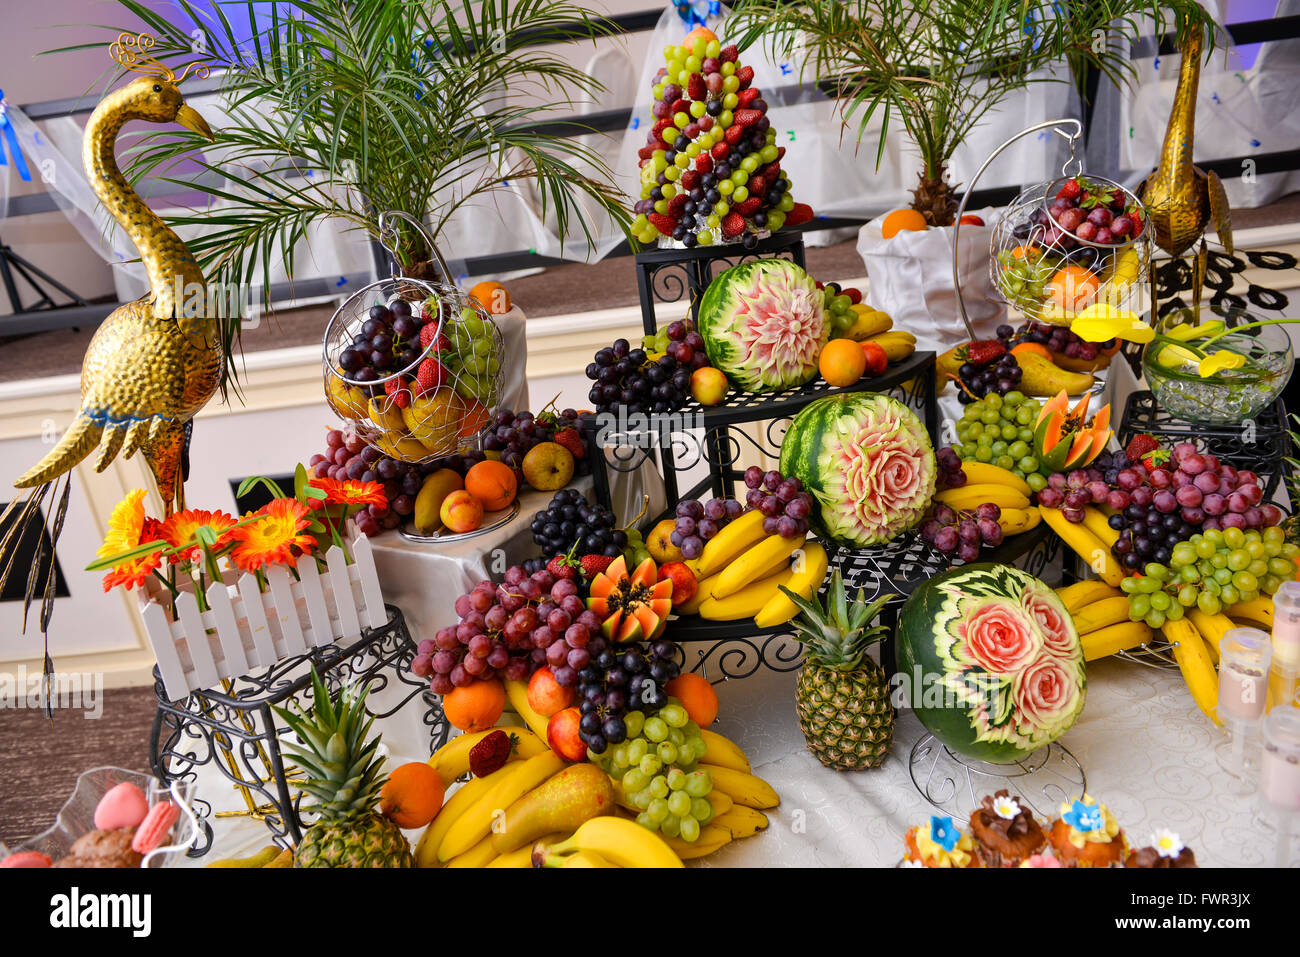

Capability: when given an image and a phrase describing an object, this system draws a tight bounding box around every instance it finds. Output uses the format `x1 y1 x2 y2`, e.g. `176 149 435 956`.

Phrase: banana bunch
685 514 830 625
864 330 916 363
205 845 293 868
843 304 892 341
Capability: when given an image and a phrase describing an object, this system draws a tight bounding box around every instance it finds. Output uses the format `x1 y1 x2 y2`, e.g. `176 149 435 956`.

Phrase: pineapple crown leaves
779 570 898 672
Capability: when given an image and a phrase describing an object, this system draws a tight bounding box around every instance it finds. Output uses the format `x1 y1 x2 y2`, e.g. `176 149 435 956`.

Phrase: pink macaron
131 800 181 855
94 781 150 831
0 851 52 868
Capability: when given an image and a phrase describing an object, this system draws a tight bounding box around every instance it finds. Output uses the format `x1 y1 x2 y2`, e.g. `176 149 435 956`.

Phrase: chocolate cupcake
53 828 144 869
1126 829 1198 868
969 790 1047 867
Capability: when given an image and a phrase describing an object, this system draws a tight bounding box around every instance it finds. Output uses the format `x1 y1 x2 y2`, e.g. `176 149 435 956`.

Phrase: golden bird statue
1137 26 1233 307
1 34 220 633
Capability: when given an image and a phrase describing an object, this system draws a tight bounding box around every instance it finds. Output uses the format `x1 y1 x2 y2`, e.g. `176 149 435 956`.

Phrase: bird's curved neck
1157 31 1203 179
83 88 207 330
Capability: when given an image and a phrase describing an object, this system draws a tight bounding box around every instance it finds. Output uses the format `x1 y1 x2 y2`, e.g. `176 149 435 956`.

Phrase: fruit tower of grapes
629 27 813 249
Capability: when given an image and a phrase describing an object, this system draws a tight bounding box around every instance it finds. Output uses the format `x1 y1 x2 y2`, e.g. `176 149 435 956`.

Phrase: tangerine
464 459 517 511
1046 265 1100 312
881 208 929 239
1010 342 1053 361
664 673 719 727
468 281 511 316
818 338 868 387
442 678 505 732
379 761 445 829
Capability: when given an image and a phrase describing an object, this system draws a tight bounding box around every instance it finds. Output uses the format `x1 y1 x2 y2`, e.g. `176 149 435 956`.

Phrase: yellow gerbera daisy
228 499 316 573
98 489 164 591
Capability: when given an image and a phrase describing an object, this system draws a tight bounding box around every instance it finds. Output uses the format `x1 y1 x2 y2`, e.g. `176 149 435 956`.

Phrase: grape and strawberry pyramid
629 27 813 249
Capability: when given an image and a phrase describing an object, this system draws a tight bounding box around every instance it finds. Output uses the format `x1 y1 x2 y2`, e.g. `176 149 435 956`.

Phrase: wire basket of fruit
953 119 1151 335
322 213 505 464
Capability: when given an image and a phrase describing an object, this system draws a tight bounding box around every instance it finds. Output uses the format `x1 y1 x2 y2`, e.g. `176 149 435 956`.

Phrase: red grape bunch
671 495 746 559
742 466 814 538
481 405 590 483
935 446 968 490
921 502 1003 561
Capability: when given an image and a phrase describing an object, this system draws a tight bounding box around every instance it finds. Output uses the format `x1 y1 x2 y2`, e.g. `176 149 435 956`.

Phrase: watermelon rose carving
898 564 1086 762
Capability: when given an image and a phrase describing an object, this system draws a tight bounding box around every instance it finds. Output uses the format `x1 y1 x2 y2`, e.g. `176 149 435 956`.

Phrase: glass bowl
1142 310 1293 425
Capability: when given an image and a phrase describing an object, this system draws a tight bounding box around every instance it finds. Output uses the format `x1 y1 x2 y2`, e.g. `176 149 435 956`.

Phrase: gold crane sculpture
1 34 219 638
1137 26 1233 307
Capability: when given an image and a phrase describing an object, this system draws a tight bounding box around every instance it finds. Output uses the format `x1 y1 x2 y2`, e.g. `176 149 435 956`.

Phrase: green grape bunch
953 391 1046 489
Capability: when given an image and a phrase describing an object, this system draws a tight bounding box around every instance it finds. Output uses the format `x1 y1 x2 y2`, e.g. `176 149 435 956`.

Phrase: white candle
1261 706 1300 812
1219 629 1271 723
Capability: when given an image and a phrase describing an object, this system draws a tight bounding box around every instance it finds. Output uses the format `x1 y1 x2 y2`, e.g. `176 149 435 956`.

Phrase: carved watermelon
697 259 829 393
897 564 1086 762
779 392 936 547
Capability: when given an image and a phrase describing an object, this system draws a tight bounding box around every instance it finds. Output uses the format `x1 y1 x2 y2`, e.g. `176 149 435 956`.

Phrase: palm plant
51 0 630 386
729 0 1213 225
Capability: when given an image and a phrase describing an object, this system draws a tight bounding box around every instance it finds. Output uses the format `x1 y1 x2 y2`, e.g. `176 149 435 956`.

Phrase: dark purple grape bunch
577 640 680 754
663 319 710 373
956 339 1022 405
530 488 624 559
921 502 1003 562
671 496 746 559
935 446 968 491
482 406 591 481
1017 321 1113 362
586 338 689 415
742 466 813 537
337 299 424 390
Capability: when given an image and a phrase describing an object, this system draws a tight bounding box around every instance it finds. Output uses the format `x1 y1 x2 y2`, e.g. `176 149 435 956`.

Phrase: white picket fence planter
139 536 387 701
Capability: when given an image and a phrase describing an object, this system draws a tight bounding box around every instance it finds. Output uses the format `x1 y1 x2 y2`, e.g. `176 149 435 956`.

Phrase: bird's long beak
175 104 214 141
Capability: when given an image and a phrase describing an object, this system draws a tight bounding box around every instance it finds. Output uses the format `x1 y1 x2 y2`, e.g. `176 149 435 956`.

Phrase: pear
490 763 615 855
412 469 464 534
1015 351 1096 397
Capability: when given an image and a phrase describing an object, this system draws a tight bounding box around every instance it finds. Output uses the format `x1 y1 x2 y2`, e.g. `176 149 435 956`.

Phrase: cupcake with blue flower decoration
1048 794 1127 867
903 815 980 868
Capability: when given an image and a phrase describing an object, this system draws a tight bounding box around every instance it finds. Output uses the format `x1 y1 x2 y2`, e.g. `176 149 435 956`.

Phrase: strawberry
844 287 863 305
721 212 746 239
1056 177 1082 201
963 340 1006 367
648 213 679 236
415 358 447 395
651 118 674 140
737 88 761 108
383 375 412 409
419 323 448 352
735 65 754 89
732 197 762 217
747 175 768 197
784 202 814 227
553 427 585 461
670 98 691 116
724 124 746 146
680 169 701 190
667 193 688 217
637 145 656 161
711 142 730 160
1124 434 1169 471
580 554 615 581
468 730 515 778
694 153 713 174
776 146 786 161
546 550 579 581
720 44 739 62
733 108 763 127
687 74 706 101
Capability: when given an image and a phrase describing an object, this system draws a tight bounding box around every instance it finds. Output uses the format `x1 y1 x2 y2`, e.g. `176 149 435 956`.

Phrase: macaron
131 800 181 855
0 851 52 868
94 782 150 831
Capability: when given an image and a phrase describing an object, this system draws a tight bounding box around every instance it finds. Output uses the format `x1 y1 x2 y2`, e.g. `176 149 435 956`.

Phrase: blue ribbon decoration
673 0 706 31
0 90 33 182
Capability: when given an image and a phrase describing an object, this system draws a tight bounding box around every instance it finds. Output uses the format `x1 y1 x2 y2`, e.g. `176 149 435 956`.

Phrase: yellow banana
485 833 562 868
1071 596 1136 634
1040 506 1123 587
1165 618 1221 725
445 834 499 869
934 484 1030 511
711 533 806 600
502 678 552 740
263 848 294 868
958 461 1032 497
415 759 520 868
677 573 718 616
1080 506 1119 548
1226 597 1274 630
663 824 733 859
1080 621 1153 660
543 817 683 868
844 305 893 341
997 507 1041 536
699 729 752 773
754 541 829 628
428 727 548 787
699 764 780 809
205 845 282 868
561 850 620 868
699 565 796 620
712 805 769 839
695 509 768 577
1055 579 1123 614
1186 609 1235 664
706 788 734 819
866 330 916 362
438 750 566 861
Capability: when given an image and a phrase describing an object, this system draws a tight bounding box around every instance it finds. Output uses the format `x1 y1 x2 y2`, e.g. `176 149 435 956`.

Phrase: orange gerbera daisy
310 477 388 509
228 499 316 573
159 509 238 564
98 489 165 592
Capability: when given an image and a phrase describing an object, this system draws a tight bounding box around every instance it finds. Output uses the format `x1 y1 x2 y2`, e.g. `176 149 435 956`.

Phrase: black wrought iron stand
149 604 448 856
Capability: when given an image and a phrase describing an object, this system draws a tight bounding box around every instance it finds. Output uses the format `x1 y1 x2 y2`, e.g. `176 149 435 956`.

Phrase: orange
380 761 445 829
1011 342 1053 361
442 678 506 732
683 26 718 46
819 338 867 387
464 460 517 512
459 398 490 438
1046 266 1099 312
1010 244 1042 261
664 673 719 727
881 208 928 239
468 281 511 316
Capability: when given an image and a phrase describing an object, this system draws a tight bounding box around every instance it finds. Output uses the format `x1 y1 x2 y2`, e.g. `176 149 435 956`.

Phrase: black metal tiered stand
149 605 449 856
588 235 1059 680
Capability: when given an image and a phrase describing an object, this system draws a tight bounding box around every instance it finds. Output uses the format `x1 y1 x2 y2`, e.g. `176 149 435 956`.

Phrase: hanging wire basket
954 119 1153 334
322 212 505 464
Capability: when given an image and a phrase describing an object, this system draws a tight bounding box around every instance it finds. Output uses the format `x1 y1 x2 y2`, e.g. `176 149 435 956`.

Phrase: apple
860 340 888 378
527 666 574 717
959 214 985 227
546 706 586 761
690 366 728 406
521 441 575 491
646 518 684 564
440 490 484 533
657 561 698 607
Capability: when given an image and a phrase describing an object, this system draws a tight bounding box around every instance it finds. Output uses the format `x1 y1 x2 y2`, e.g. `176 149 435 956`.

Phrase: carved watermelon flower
1013 654 1081 740
737 273 827 387
960 601 1040 674
1020 587 1076 659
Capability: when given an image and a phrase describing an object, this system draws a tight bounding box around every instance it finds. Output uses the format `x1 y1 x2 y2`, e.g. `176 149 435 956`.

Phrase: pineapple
783 571 896 770
274 667 412 867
